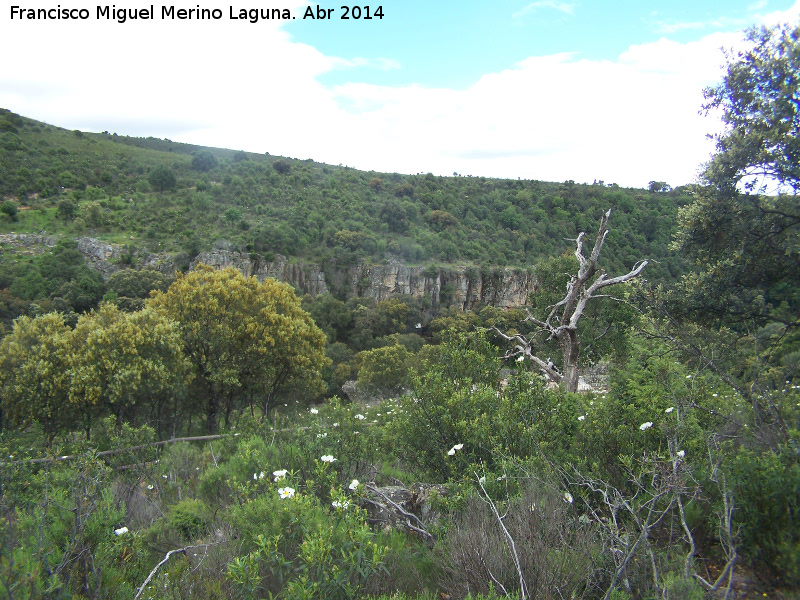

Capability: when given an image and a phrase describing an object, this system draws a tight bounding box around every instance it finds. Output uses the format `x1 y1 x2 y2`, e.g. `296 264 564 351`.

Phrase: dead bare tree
495 209 647 392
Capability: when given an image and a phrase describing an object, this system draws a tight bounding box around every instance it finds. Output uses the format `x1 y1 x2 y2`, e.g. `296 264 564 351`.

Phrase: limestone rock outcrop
1 233 536 310
192 249 535 310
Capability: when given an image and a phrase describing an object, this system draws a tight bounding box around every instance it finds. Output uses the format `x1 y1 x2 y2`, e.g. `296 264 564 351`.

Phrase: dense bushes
1 330 798 598
0 267 328 440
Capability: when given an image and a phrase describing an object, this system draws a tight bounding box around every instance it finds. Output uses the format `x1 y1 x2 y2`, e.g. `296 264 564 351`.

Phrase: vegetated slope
0 108 688 281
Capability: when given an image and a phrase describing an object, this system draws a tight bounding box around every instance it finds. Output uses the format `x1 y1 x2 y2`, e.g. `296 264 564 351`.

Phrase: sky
1 0 799 188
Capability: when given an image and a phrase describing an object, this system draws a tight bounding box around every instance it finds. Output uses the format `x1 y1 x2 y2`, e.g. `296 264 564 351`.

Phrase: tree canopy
702 24 800 195
667 22 800 436
675 23 800 329
148 265 329 433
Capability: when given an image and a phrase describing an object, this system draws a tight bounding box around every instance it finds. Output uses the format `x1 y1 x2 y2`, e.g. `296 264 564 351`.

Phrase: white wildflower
447 443 463 456
516 355 525 362
578 415 585 422
354 414 366 420
665 407 674 413
147 484 154 490
114 526 129 536
320 455 336 463
349 479 359 490
563 492 574 504
273 469 288 482
332 500 350 509
639 421 653 431
310 408 319 415
677 450 686 458
278 487 295 499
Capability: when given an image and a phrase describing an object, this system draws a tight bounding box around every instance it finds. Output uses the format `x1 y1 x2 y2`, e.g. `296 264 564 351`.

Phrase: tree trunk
206 395 218 435
559 329 581 393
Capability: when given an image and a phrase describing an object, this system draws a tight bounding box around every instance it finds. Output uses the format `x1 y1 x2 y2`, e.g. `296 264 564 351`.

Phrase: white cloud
330 57 402 71
3 1 798 188
759 0 800 24
653 0 800 34
323 41 732 186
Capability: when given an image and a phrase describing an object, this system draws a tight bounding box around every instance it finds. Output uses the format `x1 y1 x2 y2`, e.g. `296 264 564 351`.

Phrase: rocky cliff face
193 245 329 296
0 233 59 255
0 234 536 310
75 237 178 278
193 250 535 310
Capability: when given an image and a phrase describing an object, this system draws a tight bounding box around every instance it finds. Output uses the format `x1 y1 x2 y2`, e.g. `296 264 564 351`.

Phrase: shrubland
0 21 799 600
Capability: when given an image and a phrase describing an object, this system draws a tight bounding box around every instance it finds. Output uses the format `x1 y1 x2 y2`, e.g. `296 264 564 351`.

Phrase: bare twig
476 472 528 600
364 485 432 539
134 542 225 600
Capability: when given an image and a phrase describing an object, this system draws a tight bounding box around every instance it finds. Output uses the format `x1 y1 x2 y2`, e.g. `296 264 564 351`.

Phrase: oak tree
0 313 73 438
148 265 328 433
67 303 188 436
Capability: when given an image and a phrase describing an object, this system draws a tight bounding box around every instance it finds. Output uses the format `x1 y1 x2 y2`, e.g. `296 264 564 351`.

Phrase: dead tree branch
498 210 647 392
134 542 225 600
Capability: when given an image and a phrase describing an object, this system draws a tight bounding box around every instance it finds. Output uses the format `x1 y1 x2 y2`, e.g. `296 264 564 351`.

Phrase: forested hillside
0 108 686 282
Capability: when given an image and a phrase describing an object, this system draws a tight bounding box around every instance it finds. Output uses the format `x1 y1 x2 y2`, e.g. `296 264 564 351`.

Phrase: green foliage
2 238 105 314
56 198 76 221
228 487 386 600
191 150 218 172
0 303 187 439
105 268 172 311
702 24 800 194
273 158 291 174
67 303 189 432
148 164 177 193
168 498 211 539
728 436 800 586
1 201 18 222
357 344 414 394
674 23 800 338
148 264 329 432
389 330 552 480
0 111 686 286
0 312 74 437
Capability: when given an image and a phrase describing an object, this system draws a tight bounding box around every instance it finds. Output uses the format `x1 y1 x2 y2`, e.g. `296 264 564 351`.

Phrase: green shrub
388 330 561 480
729 440 800 586
168 498 211 539
227 481 386 600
